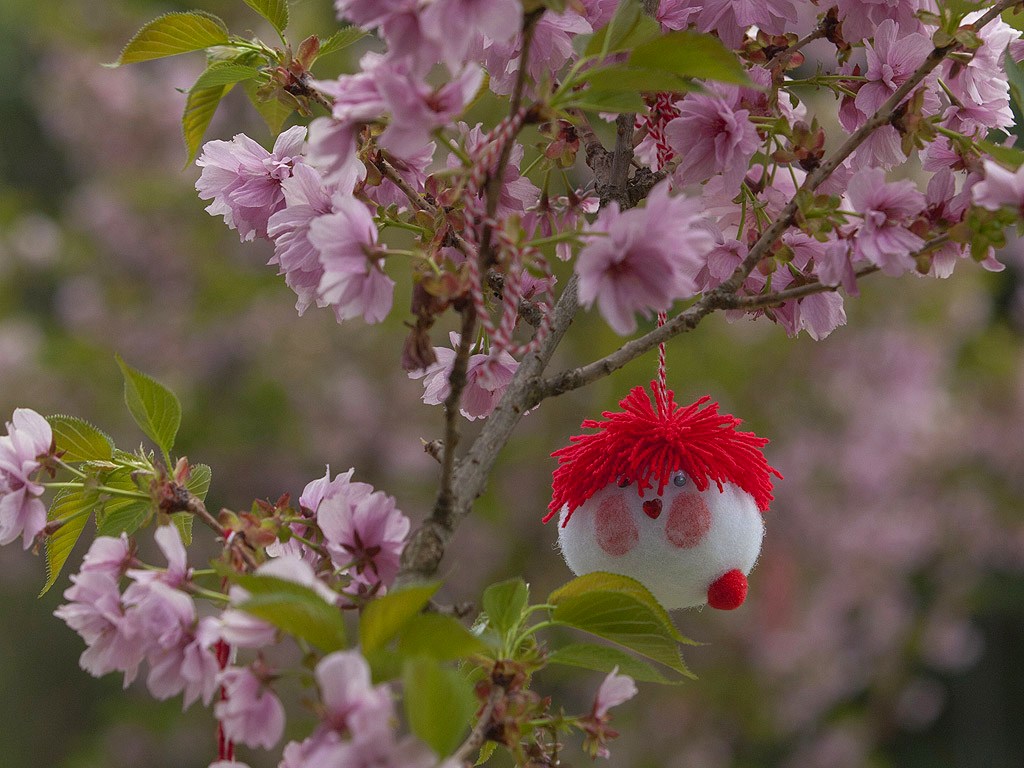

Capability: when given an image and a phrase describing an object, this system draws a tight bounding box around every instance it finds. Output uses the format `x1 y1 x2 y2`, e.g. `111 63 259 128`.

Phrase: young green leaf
317 27 368 59
977 139 1024 170
183 83 233 165
566 89 647 114
585 0 660 57
192 62 263 91
403 658 477 757
581 65 693 94
242 0 289 34
233 574 346 651
549 572 687 643
40 488 99 596
359 583 440 653
46 415 114 463
96 497 153 538
244 80 294 136
116 356 182 461
111 12 230 66
629 31 751 86
550 590 693 676
1005 51 1024 117
546 642 685 684
397 613 491 661
482 577 529 640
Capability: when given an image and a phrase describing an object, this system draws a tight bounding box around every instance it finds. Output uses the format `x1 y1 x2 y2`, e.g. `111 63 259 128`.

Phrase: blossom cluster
194 0 1024 407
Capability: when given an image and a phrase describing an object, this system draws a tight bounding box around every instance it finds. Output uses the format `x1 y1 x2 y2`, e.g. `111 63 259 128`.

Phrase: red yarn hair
545 384 782 526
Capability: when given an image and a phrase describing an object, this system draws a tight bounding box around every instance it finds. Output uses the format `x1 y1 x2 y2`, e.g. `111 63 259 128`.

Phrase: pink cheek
595 495 639 556
665 493 711 549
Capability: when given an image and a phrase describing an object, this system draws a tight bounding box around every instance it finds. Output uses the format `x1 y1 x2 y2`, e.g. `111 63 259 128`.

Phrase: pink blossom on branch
576 181 713 335
664 92 760 195
973 159 1024 214
582 666 638 759
195 126 307 241
408 332 519 420
312 470 410 594
215 666 286 750
0 407 52 548
308 196 395 324
846 168 926 277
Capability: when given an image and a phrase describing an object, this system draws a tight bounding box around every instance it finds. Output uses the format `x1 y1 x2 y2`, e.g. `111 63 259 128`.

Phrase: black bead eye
672 471 687 487
617 476 630 488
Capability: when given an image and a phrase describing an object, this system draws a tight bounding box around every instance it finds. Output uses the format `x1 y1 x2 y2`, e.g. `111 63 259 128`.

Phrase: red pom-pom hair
545 383 782 526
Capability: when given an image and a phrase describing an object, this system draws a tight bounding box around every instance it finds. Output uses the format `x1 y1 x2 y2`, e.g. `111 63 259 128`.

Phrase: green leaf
581 65 693 94
112 12 229 66
359 583 440 653
183 83 233 165
585 0 660 57
233 573 346 651
548 573 696 676
40 488 99 596
46 415 114 463
567 89 646 114
317 27 368 58
116 356 182 460
549 572 687 643
547 642 685 684
192 62 262 91
476 742 498 766
1005 7 1024 32
96 497 152 538
244 80 294 136
397 614 491 661
977 139 1024 170
403 658 476 757
482 577 529 640
175 463 210 542
243 0 289 34
1005 51 1024 118
629 31 751 86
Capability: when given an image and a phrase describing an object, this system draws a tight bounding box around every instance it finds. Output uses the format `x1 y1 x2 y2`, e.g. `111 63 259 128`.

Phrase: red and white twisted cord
461 108 554 383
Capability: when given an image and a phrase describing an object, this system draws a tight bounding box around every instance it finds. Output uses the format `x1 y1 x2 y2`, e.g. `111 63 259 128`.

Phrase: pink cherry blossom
145 616 220 708
195 126 306 241
408 332 520 420
593 667 638 719
576 181 713 335
80 534 131 577
54 569 145 684
855 21 933 116
376 64 481 159
421 0 520 69
215 666 286 750
484 11 591 96
316 479 409 594
127 523 190 587
308 196 395 324
267 163 335 316
0 408 52 548
582 667 638 759
665 93 760 193
796 292 848 341
973 159 1024 214
847 168 926 277
835 0 931 44
454 124 541 218
940 13 1017 133
657 0 702 30
316 651 394 737
694 0 799 49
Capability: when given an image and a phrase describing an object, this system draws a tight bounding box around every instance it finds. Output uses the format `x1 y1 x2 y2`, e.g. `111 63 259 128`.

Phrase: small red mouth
642 498 662 519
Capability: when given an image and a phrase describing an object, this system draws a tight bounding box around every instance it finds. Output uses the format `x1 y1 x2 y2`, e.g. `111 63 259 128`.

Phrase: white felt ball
556 472 764 610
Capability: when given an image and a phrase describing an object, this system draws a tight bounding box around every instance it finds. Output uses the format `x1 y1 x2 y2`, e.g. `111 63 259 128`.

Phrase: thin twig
447 684 505 767
185 493 259 571
765 21 828 69
375 154 437 215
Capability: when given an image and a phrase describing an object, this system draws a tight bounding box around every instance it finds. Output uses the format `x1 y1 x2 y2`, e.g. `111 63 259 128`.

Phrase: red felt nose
642 498 662 519
707 569 748 610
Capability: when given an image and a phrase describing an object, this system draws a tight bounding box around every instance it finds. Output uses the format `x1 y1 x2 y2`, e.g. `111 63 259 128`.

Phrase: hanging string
656 310 668 402
462 107 554 385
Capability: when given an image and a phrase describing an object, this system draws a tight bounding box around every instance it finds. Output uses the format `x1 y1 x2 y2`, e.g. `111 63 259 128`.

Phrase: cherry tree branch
447 684 505 767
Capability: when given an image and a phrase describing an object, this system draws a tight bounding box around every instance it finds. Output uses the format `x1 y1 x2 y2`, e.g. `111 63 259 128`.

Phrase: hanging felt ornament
545 319 782 611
